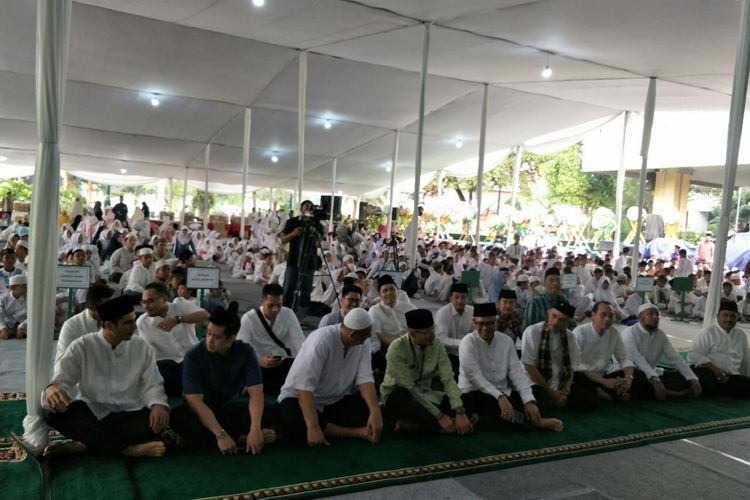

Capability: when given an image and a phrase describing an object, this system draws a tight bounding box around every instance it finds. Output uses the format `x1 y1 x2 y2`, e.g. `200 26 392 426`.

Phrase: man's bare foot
43 440 87 458
122 441 166 458
0 331 9 340
16 331 27 339
536 418 564 432
262 428 277 444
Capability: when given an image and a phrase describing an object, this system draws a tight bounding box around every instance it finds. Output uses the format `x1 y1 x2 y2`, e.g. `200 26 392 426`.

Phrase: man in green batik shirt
525 267 575 329
380 309 473 436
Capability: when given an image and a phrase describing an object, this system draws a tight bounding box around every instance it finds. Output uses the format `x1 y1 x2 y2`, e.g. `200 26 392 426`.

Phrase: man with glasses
138 282 210 396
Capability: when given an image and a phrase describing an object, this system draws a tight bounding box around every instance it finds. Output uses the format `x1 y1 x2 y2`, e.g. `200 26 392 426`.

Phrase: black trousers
277 394 370 441
157 359 183 398
170 400 274 446
630 369 692 400
282 266 313 309
45 400 155 456
261 358 294 396
382 387 455 434
692 367 750 398
462 386 555 426
572 370 650 408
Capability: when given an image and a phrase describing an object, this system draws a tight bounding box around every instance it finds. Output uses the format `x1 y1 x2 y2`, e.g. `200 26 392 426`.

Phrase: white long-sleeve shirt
572 323 633 374
238 306 304 359
434 303 474 355
370 300 416 350
521 322 577 391
136 301 202 362
108 247 136 275
125 261 155 293
0 291 26 331
279 325 373 411
687 323 749 375
45 331 167 419
458 330 535 403
56 308 100 363
621 322 697 381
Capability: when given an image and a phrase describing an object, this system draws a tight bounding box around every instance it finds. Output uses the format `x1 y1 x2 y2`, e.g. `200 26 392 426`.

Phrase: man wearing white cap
621 303 701 400
0 248 24 294
688 301 750 397
513 274 532 311
277 307 383 446
124 247 156 302
0 274 27 339
56 284 115 362
109 231 138 284
14 240 28 273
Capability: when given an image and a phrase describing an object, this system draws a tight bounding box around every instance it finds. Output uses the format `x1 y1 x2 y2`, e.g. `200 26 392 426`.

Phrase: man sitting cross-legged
572 301 642 405
0 274 28 339
380 309 474 436
461 302 563 432
621 303 702 400
56 283 114 362
238 283 305 395
170 304 276 455
43 296 170 458
521 300 596 412
687 300 750 397
138 282 210 397
277 308 383 446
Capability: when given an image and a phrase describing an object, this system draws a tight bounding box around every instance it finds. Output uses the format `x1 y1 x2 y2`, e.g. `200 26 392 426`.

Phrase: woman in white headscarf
173 225 196 258
594 277 625 320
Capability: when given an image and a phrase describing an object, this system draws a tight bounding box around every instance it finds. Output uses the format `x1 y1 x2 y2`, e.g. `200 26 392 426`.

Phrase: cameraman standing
280 200 324 310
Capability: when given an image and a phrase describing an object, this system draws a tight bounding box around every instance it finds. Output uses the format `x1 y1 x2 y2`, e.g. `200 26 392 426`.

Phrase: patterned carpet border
0 392 26 401
0 432 67 463
199 415 750 500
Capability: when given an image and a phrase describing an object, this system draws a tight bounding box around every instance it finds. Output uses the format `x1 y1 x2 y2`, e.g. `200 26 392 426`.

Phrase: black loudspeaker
645 171 656 192
358 202 369 220
320 195 342 217
392 207 399 220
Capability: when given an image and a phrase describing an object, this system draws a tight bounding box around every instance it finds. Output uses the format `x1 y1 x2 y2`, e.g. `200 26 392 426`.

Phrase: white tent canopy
0 0 747 196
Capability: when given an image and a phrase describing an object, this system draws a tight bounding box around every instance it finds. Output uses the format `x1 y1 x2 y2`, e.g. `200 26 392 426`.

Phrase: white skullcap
516 274 529 283
343 307 373 330
137 247 154 257
15 240 28 250
638 302 658 315
10 275 27 286
731 272 741 280
343 254 354 262
155 259 171 270
125 231 138 240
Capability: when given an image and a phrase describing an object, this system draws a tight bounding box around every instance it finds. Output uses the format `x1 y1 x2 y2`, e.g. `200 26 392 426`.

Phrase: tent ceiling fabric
0 0 747 196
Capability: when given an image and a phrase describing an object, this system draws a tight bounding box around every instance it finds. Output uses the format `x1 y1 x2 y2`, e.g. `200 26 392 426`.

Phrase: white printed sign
636 276 655 292
561 273 578 290
57 265 91 289
186 267 220 289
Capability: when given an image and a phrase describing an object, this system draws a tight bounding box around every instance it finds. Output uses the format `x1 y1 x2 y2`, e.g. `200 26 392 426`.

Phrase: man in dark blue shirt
170 305 275 455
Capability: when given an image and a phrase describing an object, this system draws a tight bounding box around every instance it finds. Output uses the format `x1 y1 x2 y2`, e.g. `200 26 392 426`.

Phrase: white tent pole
297 51 308 207
240 108 252 240
180 167 188 226
269 187 273 211
704 0 750 328
736 187 743 230
329 157 338 230
203 143 211 226
507 146 523 245
632 77 657 267
408 22 431 266
252 191 257 212
613 111 630 258
23 0 72 452
474 83 489 247
168 177 174 213
437 169 444 236
386 130 400 238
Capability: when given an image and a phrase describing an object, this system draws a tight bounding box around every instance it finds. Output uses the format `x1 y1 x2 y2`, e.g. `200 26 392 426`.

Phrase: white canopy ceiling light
0 155 7 162
150 94 160 107
120 168 127 174
542 65 552 79
455 138 463 148
271 152 279 163
324 119 332 129
251 0 265 7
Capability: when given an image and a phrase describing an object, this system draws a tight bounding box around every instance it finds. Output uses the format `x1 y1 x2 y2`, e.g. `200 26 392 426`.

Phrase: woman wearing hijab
173 226 196 258
594 277 625 320
489 269 509 304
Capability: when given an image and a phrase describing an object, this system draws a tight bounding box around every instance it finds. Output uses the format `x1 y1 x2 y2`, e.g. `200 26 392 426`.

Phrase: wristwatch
455 406 466 415
175 315 183 324
216 429 228 440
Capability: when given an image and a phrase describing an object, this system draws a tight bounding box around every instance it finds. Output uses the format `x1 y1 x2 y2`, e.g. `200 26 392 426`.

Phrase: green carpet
2 396 750 500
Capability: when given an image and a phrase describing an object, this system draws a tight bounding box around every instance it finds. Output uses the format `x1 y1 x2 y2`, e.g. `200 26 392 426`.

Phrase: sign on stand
57 265 91 319
186 267 220 289
561 273 578 290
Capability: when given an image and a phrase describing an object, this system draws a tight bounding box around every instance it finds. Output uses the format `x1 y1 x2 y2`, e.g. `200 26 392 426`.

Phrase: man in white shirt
622 303 701 400
0 274 27 339
613 247 630 274
277 308 383 446
687 300 750 397
434 283 474 372
138 282 210 396
56 284 115 362
238 283 305 395
521 300 595 412
318 284 361 328
0 248 24 294
505 233 526 262
572 301 637 404
477 252 500 293
109 231 137 284
460 302 562 432
43 296 170 458
514 274 532 311
125 247 156 301
674 249 694 278
369 274 416 373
